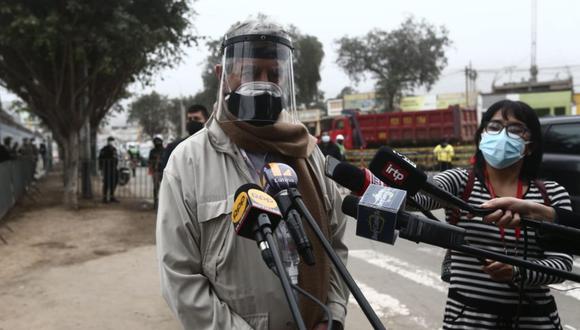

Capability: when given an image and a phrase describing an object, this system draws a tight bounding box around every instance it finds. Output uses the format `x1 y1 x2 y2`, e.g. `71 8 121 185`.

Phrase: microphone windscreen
331 162 366 193
342 195 360 218
369 146 427 195
235 183 262 199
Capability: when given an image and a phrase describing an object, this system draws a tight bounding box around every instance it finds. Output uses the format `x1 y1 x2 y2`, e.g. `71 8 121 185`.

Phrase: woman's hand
480 197 556 228
482 208 521 228
482 259 513 282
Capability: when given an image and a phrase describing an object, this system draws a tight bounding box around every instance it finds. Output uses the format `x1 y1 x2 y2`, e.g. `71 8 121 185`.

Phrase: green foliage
128 92 170 139
0 0 196 142
336 17 451 111
190 39 222 112
336 86 357 99
289 26 325 107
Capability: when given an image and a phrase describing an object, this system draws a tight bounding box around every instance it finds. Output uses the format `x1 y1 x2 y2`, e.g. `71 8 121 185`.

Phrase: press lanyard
484 170 524 244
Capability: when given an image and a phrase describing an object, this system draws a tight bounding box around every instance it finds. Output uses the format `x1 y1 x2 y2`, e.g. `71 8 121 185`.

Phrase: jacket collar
206 113 239 157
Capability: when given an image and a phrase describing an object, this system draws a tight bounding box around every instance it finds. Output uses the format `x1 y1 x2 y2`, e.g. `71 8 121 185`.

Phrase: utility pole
465 63 478 108
530 0 538 83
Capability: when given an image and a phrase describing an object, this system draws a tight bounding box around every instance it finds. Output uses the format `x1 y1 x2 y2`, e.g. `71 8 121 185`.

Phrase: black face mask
226 92 283 127
187 121 204 135
154 142 162 148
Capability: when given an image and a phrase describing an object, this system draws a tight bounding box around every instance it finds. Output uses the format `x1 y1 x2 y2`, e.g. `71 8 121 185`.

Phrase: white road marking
550 281 580 301
350 249 448 293
348 281 429 328
417 246 446 257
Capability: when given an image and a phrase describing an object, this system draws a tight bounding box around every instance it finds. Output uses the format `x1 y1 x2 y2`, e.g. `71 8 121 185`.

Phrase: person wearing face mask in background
411 100 572 329
318 132 342 161
160 104 209 171
98 136 120 203
156 16 349 330
148 135 165 209
335 134 346 161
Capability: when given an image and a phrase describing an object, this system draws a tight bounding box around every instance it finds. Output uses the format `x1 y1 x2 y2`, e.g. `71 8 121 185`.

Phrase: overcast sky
2 0 580 105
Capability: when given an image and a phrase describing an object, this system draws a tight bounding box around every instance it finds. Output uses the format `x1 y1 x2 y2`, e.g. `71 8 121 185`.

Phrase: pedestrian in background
148 135 165 209
318 131 342 160
160 104 209 171
335 134 346 161
433 138 454 171
98 136 119 203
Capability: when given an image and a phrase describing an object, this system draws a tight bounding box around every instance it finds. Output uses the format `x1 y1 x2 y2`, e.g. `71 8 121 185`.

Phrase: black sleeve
554 207 580 229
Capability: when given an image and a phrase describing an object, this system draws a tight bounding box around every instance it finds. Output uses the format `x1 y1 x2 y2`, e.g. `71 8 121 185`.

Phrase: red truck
320 106 479 149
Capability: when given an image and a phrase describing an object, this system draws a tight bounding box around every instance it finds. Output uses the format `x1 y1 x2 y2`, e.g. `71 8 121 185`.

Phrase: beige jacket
156 116 349 330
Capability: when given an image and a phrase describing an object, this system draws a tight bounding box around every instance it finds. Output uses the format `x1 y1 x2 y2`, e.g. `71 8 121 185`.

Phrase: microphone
261 162 316 265
342 188 580 283
368 147 580 247
324 155 438 220
232 184 307 329
368 146 491 216
232 183 283 269
342 186 467 249
261 164 386 329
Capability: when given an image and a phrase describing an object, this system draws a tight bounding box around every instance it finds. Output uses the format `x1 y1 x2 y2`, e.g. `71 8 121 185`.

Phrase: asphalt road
342 209 580 330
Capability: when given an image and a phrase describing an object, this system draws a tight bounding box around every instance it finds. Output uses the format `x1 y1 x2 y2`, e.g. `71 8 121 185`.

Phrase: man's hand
482 259 513 282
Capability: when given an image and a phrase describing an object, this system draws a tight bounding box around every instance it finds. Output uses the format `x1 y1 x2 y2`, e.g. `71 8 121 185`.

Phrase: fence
345 145 476 170
0 159 36 221
78 159 157 202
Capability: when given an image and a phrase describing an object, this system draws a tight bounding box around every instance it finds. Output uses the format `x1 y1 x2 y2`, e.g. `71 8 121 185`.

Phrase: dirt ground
0 171 179 330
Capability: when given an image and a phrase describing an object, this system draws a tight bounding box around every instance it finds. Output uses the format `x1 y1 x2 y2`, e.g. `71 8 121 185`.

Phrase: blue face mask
479 131 529 169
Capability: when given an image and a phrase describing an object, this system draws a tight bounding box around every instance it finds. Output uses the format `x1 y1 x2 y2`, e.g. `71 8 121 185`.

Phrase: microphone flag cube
356 184 407 245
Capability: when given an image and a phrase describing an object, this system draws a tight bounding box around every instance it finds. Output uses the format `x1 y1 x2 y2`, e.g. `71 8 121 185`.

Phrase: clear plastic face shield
216 36 299 126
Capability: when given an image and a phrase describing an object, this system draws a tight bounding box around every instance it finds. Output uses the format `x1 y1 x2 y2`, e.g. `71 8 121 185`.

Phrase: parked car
539 115 580 212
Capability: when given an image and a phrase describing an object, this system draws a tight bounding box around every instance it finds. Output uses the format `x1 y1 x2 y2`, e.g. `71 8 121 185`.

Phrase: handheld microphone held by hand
353 184 407 244
325 155 438 220
261 162 315 265
369 146 492 216
324 155 384 196
342 186 467 248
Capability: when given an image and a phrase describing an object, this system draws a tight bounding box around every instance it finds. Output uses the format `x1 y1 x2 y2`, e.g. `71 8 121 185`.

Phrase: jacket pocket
196 197 232 282
241 312 269 330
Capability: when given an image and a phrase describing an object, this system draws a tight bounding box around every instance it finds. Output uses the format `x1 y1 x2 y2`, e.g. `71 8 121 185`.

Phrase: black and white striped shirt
414 168 573 329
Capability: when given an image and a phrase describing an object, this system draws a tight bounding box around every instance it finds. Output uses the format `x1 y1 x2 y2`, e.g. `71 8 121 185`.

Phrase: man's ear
215 64 222 80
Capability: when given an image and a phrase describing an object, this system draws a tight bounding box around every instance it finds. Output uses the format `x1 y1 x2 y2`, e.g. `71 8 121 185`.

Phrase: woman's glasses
484 121 529 139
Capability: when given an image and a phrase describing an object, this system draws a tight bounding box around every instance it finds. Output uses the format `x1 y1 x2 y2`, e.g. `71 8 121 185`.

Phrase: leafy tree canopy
336 16 451 111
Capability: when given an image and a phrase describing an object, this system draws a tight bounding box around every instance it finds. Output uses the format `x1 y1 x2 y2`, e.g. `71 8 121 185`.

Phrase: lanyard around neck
484 169 524 240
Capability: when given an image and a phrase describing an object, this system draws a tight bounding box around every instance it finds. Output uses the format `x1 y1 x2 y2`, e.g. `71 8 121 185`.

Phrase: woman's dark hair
473 100 543 182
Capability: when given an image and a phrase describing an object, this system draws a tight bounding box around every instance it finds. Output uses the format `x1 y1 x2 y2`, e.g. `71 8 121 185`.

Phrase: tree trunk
62 132 80 208
90 124 98 175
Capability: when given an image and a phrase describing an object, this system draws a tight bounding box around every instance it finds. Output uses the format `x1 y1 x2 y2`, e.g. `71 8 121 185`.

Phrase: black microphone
342 189 580 283
368 146 491 216
261 162 316 265
342 187 467 249
368 147 580 247
324 155 438 220
232 183 282 269
232 183 307 330
261 164 385 329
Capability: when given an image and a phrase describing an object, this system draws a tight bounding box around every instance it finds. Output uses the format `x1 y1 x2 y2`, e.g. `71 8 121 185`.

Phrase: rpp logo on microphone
381 162 408 184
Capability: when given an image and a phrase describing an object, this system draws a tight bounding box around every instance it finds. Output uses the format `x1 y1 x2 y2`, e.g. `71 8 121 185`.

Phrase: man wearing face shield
156 17 349 330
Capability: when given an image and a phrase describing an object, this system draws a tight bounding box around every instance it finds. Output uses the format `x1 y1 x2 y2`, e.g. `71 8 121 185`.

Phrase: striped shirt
414 168 573 329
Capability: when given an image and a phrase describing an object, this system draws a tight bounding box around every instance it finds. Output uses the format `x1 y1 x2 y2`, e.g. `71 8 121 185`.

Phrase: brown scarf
218 114 331 329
